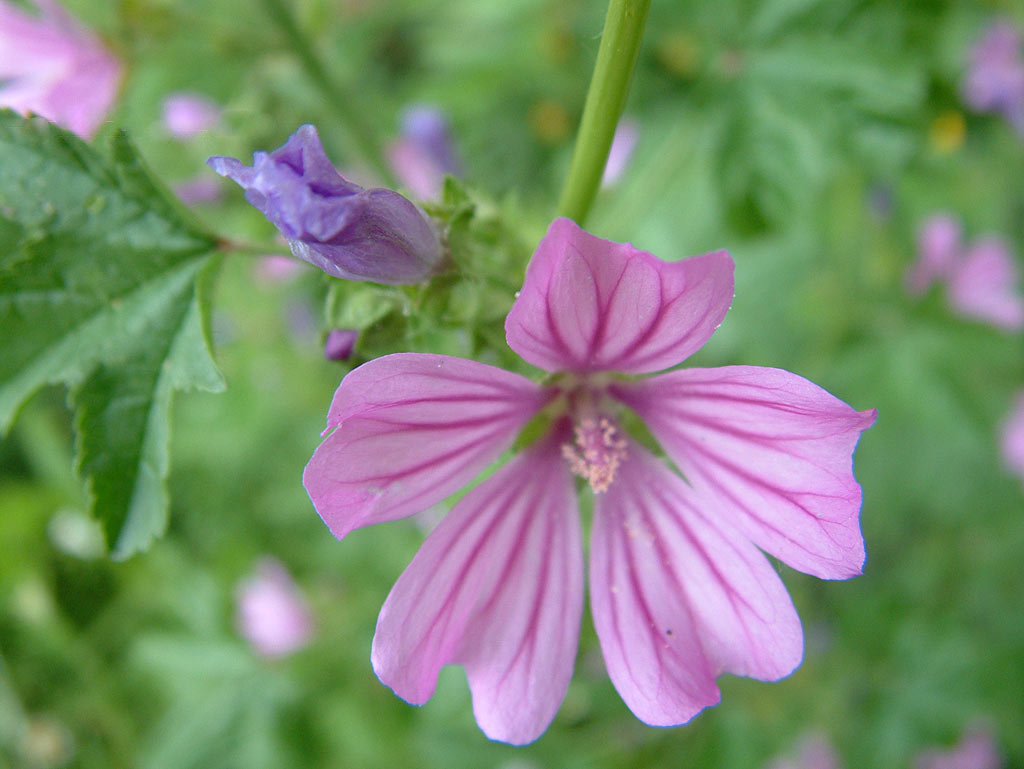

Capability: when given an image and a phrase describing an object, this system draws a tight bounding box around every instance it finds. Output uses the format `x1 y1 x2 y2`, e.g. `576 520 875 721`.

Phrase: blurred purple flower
1001 391 1024 482
765 733 842 769
209 125 443 285
324 328 359 361
963 20 1024 135
162 91 221 138
914 726 1002 769
173 175 222 206
387 105 461 200
236 558 314 658
0 0 121 138
601 118 639 188
303 218 875 744
907 214 1024 331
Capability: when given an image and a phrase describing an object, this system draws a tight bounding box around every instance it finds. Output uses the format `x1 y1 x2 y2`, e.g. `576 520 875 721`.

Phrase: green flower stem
556 0 652 226
260 0 397 186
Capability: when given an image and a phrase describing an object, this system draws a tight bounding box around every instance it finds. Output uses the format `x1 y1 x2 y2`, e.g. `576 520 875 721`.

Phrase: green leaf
0 111 224 558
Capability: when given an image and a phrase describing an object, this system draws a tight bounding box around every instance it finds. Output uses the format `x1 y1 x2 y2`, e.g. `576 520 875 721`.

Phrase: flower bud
324 328 359 361
208 125 444 285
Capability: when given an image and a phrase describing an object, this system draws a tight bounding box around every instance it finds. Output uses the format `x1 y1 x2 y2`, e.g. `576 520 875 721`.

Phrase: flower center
561 414 628 493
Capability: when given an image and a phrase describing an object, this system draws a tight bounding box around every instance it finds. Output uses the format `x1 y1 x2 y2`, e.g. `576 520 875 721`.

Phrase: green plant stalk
556 0 652 226
260 0 397 186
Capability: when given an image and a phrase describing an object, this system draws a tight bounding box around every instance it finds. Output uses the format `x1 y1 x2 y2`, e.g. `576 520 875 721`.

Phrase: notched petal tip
371 435 583 744
614 366 874 581
506 219 735 375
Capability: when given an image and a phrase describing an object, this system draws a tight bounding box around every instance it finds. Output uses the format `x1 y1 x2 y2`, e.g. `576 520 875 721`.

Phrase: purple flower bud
324 328 359 361
162 91 221 138
208 125 444 285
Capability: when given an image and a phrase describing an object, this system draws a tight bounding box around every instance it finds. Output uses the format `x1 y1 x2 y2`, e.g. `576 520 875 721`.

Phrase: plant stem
556 0 652 226
260 0 397 186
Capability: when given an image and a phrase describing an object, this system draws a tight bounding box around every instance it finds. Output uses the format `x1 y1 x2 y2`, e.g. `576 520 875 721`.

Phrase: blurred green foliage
1 0 1023 767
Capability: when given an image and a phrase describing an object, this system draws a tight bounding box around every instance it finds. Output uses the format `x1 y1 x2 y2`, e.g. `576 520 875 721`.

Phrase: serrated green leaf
0 110 224 557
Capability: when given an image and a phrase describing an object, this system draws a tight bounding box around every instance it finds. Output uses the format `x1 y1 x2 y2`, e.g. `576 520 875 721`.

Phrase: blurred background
1 0 1023 767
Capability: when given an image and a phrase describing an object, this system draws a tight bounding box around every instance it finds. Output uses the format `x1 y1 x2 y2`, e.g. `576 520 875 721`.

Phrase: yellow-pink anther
561 416 628 493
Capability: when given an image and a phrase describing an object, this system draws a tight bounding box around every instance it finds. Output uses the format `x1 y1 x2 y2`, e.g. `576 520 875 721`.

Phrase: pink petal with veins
371 433 582 745
612 366 876 579
303 353 552 541
591 442 802 726
505 218 734 375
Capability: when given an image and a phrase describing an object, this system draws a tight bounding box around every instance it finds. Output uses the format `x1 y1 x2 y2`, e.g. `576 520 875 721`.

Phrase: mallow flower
907 214 1024 331
0 0 121 138
236 558 315 658
161 91 221 138
208 125 444 285
303 218 876 744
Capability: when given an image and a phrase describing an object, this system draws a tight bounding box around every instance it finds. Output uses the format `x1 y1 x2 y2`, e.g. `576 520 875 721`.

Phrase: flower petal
371 433 583 745
612 366 876 579
303 353 552 541
505 218 734 375
591 442 803 726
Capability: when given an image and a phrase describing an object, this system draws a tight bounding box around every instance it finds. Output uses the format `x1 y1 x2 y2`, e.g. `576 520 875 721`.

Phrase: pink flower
0 0 120 138
948 238 1024 330
303 218 876 744
914 726 1002 769
765 733 842 769
907 214 1024 331
161 92 221 138
1001 391 1024 482
236 558 314 658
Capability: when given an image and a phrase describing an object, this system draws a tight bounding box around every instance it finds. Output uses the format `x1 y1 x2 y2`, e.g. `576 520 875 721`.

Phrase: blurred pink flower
907 214 1024 331
254 255 306 285
387 105 461 200
765 733 842 769
1001 391 1024 482
304 218 875 744
963 20 1024 135
0 0 120 138
914 726 1002 769
236 558 314 658
948 238 1024 330
162 92 221 138
601 118 639 188
906 214 962 296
